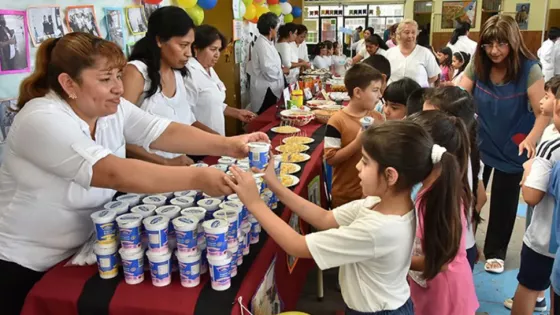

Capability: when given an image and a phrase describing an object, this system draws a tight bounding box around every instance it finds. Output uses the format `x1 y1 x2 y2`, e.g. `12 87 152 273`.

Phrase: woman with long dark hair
352 33 388 64
447 22 477 56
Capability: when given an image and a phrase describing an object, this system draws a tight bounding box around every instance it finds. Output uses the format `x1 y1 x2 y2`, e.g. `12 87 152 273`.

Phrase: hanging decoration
266 0 279 4
185 5 204 25
243 3 256 20
197 0 217 10
283 13 293 23
279 2 291 15
240 0 297 24
269 4 282 16
255 4 269 17
143 0 163 3
291 5 301 18
177 0 198 9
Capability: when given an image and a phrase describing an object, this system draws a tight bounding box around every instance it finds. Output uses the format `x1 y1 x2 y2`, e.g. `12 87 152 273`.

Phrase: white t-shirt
447 35 477 57
306 197 415 312
291 41 309 62
0 92 170 271
332 55 349 76
276 42 299 84
184 58 228 136
313 55 331 69
386 45 441 88
523 126 560 258
358 47 387 60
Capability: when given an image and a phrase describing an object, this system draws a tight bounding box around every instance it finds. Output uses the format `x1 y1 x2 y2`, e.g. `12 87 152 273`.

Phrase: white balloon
280 2 292 15
239 1 246 18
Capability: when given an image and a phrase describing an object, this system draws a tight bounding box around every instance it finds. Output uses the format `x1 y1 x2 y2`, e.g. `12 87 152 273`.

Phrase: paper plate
271 126 301 134
281 175 300 188
280 163 302 175
282 136 315 145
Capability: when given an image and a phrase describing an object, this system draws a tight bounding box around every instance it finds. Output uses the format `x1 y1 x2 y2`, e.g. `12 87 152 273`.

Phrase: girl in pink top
407 111 479 315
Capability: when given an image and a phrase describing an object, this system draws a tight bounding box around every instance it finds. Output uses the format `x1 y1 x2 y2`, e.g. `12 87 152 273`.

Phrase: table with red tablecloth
22 106 328 315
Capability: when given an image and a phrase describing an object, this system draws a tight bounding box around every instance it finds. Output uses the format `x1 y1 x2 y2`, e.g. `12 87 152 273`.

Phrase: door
320 17 337 43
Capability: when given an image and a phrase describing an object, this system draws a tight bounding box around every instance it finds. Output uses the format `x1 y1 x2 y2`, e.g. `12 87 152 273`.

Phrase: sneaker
503 297 547 312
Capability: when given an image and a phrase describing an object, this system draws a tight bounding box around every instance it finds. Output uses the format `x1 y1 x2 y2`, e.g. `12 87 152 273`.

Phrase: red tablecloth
22 106 327 315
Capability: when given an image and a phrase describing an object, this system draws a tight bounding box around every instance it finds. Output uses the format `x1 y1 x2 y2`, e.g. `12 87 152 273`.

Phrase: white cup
172 215 199 255
174 190 199 199
213 209 239 247
211 164 229 172
170 196 195 209
248 142 270 169
119 248 144 285
202 219 229 258
116 213 143 250
191 163 209 168
176 251 201 288
93 242 119 279
146 250 172 287
104 201 130 216
91 209 117 245
199 242 208 275
142 215 169 253
227 243 239 278
116 194 142 207
142 195 167 207
156 205 181 237
226 194 239 201
130 204 157 218
241 232 250 256
218 156 236 166
181 207 207 246
249 216 261 245
207 251 233 291
197 198 222 219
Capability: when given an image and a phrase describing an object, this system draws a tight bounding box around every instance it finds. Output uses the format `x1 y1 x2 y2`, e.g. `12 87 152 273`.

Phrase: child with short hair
406 88 430 116
382 78 421 120
362 54 391 113
324 63 385 208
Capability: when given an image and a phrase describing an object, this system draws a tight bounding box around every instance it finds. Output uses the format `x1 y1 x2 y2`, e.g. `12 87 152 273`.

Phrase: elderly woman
385 19 440 87
184 25 255 135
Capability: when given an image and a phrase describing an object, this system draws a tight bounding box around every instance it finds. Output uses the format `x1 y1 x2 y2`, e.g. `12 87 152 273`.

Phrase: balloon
186 5 204 25
255 5 269 17
269 4 282 16
244 3 256 20
197 0 217 10
284 13 293 23
177 0 197 9
280 2 292 15
242 0 252 4
253 0 265 5
279 0 287 2
239 1 246 18
267 0 279 4
291 6 302 18
144 0 162 4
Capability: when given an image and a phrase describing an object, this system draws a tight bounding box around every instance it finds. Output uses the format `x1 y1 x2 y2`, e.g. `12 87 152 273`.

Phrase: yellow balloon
269 4 282 16
284 13 293 23
244 4 257 20
185 5 204 26
255 5 269 17
177 0 198 9
242 0 252 5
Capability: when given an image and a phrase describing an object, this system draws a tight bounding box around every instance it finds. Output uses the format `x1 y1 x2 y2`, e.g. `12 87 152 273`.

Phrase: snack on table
276 143 309 153
283 136 314 145
281 153 308 163
271 126 301 134
280 163 300 174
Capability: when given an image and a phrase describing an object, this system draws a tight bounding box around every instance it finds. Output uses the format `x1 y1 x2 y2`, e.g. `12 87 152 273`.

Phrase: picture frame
103 7 126 50
27 5 64 46
0 10 31 74
441 1 477 30
125 6 147 36
66 5 101 37
0 98 17 142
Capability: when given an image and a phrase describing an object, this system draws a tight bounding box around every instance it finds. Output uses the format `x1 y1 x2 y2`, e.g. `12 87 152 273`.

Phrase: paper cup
104 201 130 216
227 244 238 278
249 216 261 245
142 195 167 207
146 250 172 287
116 194 142 207
143 215 169 253
207 251 232 291
116 213 143 250
156 205 181 238
170 196 195 209
119 248 144 285
241 232 250 256
213 209 239 247
91 209 117 245
94 242 118 279
360 116 374 131
173 216 199 255
181 207 207 246
197 198 222 220
254 175 264 194
176 251 201 288
248 142 270 169
199 242 208 275
202 219 229 258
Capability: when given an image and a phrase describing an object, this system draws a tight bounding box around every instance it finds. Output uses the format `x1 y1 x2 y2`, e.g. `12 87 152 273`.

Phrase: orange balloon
250 16 258 23
267 0 279 4
253 0 265 4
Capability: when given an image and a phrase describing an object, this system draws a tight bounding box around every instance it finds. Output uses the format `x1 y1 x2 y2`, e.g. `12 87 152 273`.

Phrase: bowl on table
280 109 315 127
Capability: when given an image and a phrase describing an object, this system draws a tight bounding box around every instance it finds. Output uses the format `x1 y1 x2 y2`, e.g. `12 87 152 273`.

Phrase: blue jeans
346 299 414 315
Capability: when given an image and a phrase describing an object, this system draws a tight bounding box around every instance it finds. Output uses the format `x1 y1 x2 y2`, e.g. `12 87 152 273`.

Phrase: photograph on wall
66 5 100 37
104 8 125 50
0 99 17 142
441 0 477 29
251 257 283 315
0 10 30 74
515 3 530 30
142 1 160 20
126 43 135 57
27 6 64 46
125 6 147 35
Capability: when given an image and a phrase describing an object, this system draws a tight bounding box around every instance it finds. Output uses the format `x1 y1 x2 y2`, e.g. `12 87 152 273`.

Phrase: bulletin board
0 0 171 100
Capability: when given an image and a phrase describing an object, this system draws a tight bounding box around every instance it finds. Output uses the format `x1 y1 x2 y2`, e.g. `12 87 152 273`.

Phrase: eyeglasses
481 42 509 51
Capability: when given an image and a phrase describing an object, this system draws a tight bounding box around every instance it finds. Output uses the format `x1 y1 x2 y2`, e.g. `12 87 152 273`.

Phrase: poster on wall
251 257 283 315
125 6 147 35
27 6 64 46
0 10 30 75
66 5 100 37
441 0 477 29
0 99 17 142
515 3 530 30
142 1 160 20
104 8 126 50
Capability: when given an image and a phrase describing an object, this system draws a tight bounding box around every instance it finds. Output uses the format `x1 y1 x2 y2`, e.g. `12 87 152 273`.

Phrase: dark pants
346 299 414 315
257 88 279 115
554 291 560 315
482 165 523 260
466 245 477 270
0 259 45 315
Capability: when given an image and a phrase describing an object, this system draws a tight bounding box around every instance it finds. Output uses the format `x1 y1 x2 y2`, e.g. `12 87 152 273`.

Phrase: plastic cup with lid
142 195 167 207
199 242 208 274
94 242 119 279
174 190 199 199
202 219 229 258
227 244 238 277
202 193 225 201
360 116 374 131
211 164 228 172
249 216 261 245
273 155 282 176
241 232 250 256
130 204 157 217
237 157 249 164
176 250 201 288
116 213 143 250
253 175 264 194
155 205 181 237
191 162 209 168
104 201 130 216
226 194 239 202
248 142 270 169
119 247 144 285
146 250 172 287
172 215 200 255
91 209 117 245
235 236 244 265
262 190 277 209
213 209 239 247
116 194 142 207
197 198 222 220
236 160 250 169
207 251 232 291
220 201 244 238
181 207 207 245
170 196 195 209
218 156 236 166
142 215 169 253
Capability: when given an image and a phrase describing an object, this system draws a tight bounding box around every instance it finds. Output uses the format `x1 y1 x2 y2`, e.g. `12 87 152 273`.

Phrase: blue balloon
291 6 302 18
198 0 217 10
279 0 288 2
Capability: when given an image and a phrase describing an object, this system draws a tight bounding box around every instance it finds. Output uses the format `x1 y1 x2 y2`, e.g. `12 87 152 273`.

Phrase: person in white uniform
185 25 255 135
352 34 388 64
291 24 310 64
275 23 309 85
313 42 331 69
247 12 286 114
350 27 373 57
538 27 560 82
446 22 477 57
385 19 440 88
0 33 268 315
123 7 216 166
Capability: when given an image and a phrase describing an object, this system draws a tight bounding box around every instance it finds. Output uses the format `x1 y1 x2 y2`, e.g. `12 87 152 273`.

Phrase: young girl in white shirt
313 42 331 69
225 120 464 314
451 51 471 86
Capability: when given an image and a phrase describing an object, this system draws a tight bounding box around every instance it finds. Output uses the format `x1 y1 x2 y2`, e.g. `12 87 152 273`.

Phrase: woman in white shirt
446 22 477 57
291 24 310 64
275 23 309 85
247 12 287 114
0 33 268 314
122 7 215 166
350 26 374 57
312 42 331 69
185 25 255 135
385 19 440 88
352 34 388 64
538 27 560 82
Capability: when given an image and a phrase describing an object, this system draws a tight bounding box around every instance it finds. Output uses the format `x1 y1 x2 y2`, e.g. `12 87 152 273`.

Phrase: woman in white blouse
247 12 287 114
446 22 477 56
185 25 255 135
350 26 374 57
352 34 388 64
313 42 331 69
0 33 268 315
385 19 440 87
275 23 310 85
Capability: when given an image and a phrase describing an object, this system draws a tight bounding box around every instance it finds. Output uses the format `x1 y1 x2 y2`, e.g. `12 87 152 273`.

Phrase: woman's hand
236 109 257 123
199 167 234 197
518 134 538 159
165 155 194 166
226 132 270 158
224 166 264 209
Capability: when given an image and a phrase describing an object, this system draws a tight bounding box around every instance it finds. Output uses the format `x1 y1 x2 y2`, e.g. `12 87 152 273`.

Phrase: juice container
291 89 303 108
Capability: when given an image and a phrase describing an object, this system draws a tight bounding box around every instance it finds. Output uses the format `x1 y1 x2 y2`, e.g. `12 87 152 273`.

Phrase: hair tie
431 144 447 164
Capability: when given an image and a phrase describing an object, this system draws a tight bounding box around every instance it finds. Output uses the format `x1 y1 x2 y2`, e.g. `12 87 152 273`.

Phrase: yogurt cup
116 213 143 250
254 176 264 194
273 155 282 176
220 201 244 238
249 216 261 245
156 205 181 237
181 207 207 245
170 196 195 209
210 164 228 172
218 156 236 166
202 219 229 258
228 244 238 278
130 204 157 218
213 209 239 247
248 142 270 170
197 198 222 220
241 232 250 256
174 190 199 199
199 242 208 275
119 248 144 285
236 160 250 169
94 242 119 279
191 163 209 168
360 116 374 130
104 201 130 216
202 193 225 201
263 190 277 209
142 195 167 207
172 216 199 255
237 234 246 262
176 251 201 288
143 215 169 253
207 251 232 291
116 194 142 207
241 221 251 235
146 250 172 287
237 157 249 164
91 209 117 245
226 194 240 201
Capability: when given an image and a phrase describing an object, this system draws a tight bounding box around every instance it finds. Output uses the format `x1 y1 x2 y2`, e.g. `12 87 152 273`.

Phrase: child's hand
520 158 534 186
224 166 262 208
262 154 280 185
